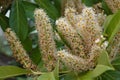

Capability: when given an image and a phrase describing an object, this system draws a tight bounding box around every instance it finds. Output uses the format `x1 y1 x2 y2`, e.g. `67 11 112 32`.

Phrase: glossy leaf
80 65 114 80
37 72 56 80
79 50 114 80
101 71 120 80
83 0 101 6
0 13 9 31
52 0 61 14
103 15 113 36
104 10 120 43
37 61 59 80
29 46 41 64
53 61 59 80
22 1 39 19
22 37 32 52
9 0 29 41
102 0 112 15
112 56 120 70
62 72 78 80
35 0 60 20
0 66 31 79
98 50 113 67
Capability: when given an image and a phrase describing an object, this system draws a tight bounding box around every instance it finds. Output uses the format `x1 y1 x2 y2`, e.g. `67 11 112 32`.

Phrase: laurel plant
0 0 120 80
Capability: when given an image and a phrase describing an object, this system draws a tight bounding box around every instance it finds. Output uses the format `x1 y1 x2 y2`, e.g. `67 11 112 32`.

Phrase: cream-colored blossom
65 7 77 28
57 50 88 72
57 47 102 72
56 18 86 58
5 28 37 70
34 9 57 71
65 0 75 9
65 0 84 13
96 13 106 26
77 7 102 53
74 0 84 13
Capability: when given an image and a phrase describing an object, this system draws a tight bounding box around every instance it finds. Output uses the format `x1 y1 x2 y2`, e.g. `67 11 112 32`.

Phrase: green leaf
37 61 59 80
62 72 78 80
37 72 56 80
103 15 113 36
79 50 114 80
103 10 120 43
112 56 120 70
101 70 120 80
22 1 39 19
83 0 101 6
35 0 60 20
80 65 114 80
29 46 41 64
102 0 112 15
53 61 59 80
0 66 31 79
0 13 9 31
21 37 32 52
9 0 29 41
98 50 113 67
52 0 61 14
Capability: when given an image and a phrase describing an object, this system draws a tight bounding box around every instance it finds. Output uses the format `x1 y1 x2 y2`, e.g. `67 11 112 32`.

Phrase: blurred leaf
55 39 64 49
56 30 72 50
35 0 60 20
101 70 120 80
9 0 29 41
22 37 32 52
80 50 114 80
52 0 61 15
62 72 78 80
22 1 39 19
37 72 56 80
112 56 120 71
98 50 113 67
103 15 113 35
103 10 120 43
80 65 114 80
102 0 112 15
0 13 9 31
0 66 31 79
83 0 101 6
29 46 41 64
53 61 59 80
37 61 59 80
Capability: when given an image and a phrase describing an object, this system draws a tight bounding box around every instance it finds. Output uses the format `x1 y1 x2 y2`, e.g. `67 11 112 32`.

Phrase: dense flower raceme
57 45 102 72
4 28 37 71
34 9 57 71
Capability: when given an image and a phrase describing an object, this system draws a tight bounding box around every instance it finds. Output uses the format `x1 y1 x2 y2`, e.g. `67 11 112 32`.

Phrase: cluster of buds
56 0 105 72
4 28 37 71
